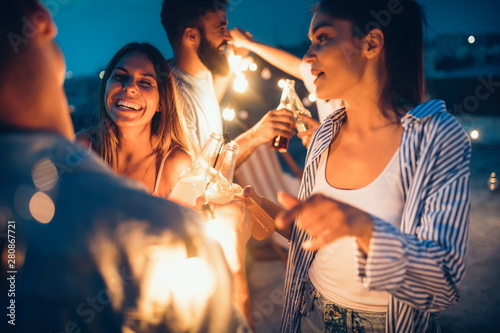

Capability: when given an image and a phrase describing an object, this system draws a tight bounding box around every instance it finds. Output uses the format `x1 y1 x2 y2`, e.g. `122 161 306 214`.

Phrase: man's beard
197 33 230 76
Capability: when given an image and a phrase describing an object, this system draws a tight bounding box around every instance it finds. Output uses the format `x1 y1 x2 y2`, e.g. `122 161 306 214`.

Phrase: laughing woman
77 43 194 198
273 0 471 332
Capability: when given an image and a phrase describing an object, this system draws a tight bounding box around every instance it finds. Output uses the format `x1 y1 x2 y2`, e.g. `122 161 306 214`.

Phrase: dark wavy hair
316 0 427 117
86 42 194 171
161 0 228 46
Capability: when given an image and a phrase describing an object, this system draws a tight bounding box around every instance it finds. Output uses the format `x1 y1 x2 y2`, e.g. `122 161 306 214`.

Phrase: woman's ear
362 29 384 59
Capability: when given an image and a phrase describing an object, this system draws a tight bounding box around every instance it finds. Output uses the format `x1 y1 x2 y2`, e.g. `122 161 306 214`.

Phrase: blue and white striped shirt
280 100 471 333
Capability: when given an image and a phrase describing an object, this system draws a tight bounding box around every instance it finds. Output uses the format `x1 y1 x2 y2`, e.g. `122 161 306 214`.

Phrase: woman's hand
296 114 320 148
276 192 374 253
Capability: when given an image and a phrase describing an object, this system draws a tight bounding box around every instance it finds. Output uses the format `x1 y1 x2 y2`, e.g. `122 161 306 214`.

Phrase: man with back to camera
0 1 250 332
160 0 296 166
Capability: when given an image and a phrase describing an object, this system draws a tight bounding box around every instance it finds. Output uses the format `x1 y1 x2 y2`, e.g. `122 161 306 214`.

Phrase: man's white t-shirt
170 65 223 153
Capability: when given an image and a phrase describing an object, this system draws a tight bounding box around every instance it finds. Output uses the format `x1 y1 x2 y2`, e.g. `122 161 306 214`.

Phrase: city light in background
470 130 479 139
488 172 498 191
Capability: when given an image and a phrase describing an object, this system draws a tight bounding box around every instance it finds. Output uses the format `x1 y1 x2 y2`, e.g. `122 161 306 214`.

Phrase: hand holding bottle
204 141 239 205
169 133 224 208
271 79 316 152
296 113 320 148
236 185 276 241
248 109 295 149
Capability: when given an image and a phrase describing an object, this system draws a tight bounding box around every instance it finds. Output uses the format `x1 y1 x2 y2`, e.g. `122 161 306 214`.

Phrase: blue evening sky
44 0 500 76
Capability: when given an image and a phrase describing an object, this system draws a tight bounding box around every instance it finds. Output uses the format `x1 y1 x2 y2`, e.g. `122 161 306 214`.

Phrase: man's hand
249 109 295 147
276 192 374 253
230 27 254 50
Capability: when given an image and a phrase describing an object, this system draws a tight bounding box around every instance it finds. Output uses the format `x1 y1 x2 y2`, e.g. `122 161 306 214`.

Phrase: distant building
424 33 500 78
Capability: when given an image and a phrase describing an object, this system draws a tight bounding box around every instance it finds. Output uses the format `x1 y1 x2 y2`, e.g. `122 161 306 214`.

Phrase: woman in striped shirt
271 0 471 332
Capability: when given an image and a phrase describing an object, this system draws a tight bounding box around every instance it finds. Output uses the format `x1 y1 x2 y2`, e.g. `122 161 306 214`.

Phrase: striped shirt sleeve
355 111 471 312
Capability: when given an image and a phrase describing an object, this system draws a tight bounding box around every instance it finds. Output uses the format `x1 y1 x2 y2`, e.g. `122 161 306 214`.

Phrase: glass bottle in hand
169 132 224 207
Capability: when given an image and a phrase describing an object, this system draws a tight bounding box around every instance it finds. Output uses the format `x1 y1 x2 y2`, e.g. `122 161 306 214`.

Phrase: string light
261 68 272 80
233 74 248 93
222 107 236 122
228 53 243 71
308 93 317 102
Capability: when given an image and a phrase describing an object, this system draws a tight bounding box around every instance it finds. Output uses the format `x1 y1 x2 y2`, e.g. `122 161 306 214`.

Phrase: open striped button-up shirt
280 100 471 333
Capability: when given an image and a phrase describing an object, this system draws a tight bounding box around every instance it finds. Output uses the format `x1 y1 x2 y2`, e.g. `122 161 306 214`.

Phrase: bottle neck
198 133 224 167
217 143 239 184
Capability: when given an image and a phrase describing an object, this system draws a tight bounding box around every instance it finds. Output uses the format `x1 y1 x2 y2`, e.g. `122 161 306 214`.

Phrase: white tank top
308 148 404 312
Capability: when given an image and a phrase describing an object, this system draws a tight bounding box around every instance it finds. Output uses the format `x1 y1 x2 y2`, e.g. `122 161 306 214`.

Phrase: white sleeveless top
308 147 404 312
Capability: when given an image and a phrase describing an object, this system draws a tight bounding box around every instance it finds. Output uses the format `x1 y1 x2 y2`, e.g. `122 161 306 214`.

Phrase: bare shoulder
161 147 193 192
167 146 192 167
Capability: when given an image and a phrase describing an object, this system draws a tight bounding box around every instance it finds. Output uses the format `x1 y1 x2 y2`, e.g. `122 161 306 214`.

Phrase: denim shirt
280 100 471 333
0 132 248 333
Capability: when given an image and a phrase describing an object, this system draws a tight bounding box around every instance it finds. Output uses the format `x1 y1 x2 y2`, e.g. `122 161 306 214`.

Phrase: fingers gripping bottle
270 79 313 152
204 141 276 240
169 133 224 207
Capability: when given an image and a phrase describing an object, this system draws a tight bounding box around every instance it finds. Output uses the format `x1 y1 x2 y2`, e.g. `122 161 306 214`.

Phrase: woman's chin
315 89 336 101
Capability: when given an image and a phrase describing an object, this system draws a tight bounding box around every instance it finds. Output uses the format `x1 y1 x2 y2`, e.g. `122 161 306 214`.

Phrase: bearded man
161 0 295 166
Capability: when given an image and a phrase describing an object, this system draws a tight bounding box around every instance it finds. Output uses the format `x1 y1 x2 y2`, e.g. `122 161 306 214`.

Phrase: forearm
245 40 303 79
357 210 468 311
234 128 262 168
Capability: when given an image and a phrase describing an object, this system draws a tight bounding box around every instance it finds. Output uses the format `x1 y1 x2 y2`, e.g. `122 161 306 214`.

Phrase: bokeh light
238 110 249 120
228 54 243 71
261 68 272 80
233 75 248 93
308 93 317 102
249 63 257 71
99 71 105 79
29 191 55 224
140 245 215 330
470 130 479 139
468 35 475 44
222 107 236 122
488 172 498 191
278 79 286 88
302 97 313 108
32 158 59 191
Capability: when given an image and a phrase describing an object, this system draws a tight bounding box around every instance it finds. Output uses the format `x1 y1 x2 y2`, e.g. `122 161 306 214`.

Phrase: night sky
45 0 500 77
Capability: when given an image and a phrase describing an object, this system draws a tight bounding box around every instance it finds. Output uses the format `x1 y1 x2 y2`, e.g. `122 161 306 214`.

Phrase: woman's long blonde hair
86 42 194 171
